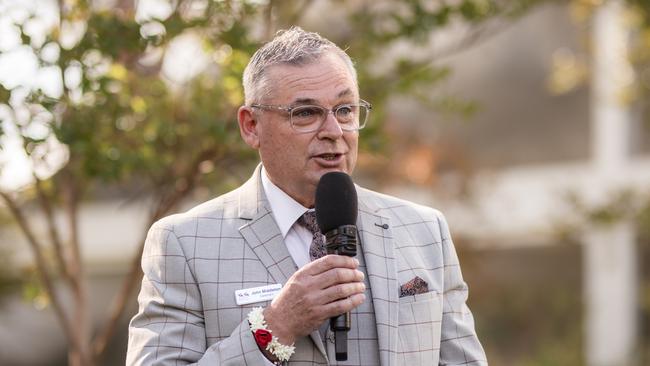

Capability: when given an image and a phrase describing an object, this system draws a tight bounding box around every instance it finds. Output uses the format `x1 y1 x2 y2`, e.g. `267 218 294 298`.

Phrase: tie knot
297 211 320 234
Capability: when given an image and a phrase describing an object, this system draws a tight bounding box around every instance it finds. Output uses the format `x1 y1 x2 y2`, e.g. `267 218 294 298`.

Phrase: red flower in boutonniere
254 329 273 348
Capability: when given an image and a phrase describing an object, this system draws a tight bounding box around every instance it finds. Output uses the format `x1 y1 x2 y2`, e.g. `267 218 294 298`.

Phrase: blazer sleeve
436 211 489 366
126 221 268 366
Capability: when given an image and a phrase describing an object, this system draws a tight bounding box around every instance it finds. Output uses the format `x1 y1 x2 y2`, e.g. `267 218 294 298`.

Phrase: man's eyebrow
293 98 319 105
337 89 353 98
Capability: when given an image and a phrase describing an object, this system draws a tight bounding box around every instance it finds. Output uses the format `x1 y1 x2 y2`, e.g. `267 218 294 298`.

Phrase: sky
0 0 59 190
0 0 209 190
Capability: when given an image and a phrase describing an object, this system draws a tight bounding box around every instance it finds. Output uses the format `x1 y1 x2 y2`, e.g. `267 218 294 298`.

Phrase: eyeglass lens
290 105 368 131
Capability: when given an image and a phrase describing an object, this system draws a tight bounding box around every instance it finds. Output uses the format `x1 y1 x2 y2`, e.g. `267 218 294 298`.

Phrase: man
127 27 487 366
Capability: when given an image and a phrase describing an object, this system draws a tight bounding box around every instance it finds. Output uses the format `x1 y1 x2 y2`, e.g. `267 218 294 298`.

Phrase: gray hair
242 26 357 105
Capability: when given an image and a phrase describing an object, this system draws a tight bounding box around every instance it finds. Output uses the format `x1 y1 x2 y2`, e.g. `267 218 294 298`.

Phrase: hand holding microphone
262 172 363 359
315 171 359 361
262 256 365 345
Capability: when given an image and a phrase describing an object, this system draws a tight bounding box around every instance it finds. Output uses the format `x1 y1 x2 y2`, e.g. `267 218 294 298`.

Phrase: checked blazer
127 165 487 365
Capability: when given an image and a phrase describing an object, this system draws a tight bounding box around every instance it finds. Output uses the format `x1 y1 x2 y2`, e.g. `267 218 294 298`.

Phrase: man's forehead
292 89 355 105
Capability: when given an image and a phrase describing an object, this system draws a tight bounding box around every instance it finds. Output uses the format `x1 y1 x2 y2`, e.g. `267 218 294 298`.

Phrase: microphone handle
325 225 358 361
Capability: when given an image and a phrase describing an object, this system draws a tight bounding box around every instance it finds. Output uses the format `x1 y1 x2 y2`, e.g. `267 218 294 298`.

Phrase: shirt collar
261 166 311 238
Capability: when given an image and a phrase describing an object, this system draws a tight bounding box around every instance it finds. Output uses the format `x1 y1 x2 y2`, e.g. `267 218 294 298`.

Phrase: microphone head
315 172 358 233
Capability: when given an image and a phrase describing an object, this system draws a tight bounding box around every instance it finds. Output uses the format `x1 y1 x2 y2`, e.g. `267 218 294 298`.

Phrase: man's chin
314 166 350 179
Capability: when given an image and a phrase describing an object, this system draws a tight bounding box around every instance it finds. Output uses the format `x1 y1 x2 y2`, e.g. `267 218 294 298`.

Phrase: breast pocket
396 291 442 366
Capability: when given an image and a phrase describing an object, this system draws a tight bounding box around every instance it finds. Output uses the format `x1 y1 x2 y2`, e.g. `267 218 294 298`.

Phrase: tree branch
0 190 80 353
65 174 95 364
264 0 275 40
91 228 148 358
33 175 74 284
92 147 220 358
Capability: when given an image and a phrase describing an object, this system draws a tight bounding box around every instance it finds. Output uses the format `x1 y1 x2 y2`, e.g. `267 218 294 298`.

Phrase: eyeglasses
250 100 372 133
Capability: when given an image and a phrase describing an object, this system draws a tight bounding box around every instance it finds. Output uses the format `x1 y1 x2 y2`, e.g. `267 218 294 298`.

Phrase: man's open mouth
316 153 341 161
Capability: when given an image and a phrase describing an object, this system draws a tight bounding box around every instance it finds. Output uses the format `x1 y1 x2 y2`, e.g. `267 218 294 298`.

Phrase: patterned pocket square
399 276 429 297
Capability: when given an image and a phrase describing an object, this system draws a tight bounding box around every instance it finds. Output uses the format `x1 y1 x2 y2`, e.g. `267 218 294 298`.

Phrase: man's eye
337 106 353 115
336 105 357 121
293 107 321 118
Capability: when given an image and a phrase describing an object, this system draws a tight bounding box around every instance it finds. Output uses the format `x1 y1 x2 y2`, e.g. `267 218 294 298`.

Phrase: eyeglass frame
250 99 372 133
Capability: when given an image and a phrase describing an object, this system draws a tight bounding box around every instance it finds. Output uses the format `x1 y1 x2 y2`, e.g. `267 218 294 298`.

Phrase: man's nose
317 112 343 139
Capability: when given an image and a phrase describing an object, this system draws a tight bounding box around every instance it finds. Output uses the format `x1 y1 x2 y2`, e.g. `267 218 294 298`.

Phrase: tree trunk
69 347 95 366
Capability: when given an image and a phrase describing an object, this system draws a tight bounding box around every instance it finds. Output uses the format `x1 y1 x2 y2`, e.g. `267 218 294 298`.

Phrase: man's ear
237 106 260 149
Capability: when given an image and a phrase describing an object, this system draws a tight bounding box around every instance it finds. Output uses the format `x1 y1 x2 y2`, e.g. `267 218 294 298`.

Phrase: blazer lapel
358 196 398 366
238 165 297 284
237 165 328 360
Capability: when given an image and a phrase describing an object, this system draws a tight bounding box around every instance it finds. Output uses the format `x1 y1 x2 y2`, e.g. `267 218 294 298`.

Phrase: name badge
235 283 282 305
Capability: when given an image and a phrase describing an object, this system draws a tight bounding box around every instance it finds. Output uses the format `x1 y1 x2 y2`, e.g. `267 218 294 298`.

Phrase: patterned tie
297 211 327 261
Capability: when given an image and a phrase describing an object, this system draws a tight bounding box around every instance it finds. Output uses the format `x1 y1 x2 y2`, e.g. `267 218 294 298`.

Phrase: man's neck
260 166 313 238
261 168 314 208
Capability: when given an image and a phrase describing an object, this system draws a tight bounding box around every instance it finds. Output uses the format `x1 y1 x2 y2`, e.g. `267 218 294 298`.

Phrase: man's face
246 52 359 207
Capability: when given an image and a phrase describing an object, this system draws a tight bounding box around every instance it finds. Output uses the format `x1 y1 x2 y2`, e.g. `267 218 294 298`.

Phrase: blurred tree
549 0 650 112
551 2 650 365
0 0 551 365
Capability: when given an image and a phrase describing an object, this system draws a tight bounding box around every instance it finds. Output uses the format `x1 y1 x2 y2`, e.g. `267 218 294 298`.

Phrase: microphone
315 171 358 361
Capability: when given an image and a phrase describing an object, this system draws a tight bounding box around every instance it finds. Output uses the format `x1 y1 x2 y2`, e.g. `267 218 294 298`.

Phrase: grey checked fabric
126 164 488 366
297 211 327 261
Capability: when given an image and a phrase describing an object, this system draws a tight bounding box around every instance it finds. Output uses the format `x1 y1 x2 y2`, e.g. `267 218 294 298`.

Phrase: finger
320 293 366 318
304 254 359 276
319 282 366 304
314 267 364 289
